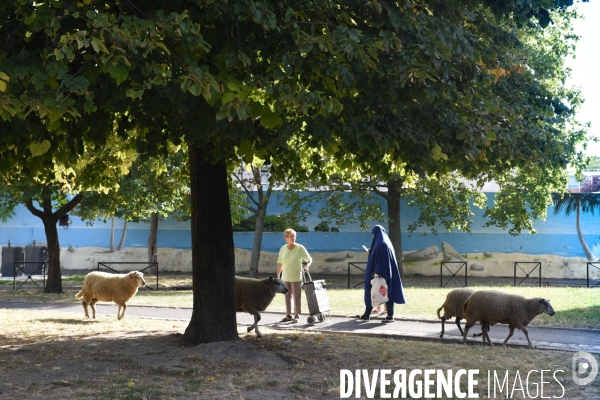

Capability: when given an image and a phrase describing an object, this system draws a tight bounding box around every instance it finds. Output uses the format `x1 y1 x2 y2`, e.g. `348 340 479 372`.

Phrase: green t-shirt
277 243 312 282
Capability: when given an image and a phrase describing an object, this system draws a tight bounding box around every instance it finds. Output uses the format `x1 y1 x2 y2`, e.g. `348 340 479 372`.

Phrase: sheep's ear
539 299 546 304
269 276 273 282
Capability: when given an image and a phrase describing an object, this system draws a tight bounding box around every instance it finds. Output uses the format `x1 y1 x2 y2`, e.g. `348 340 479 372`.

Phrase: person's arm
302 248 312 271
277 263 283 278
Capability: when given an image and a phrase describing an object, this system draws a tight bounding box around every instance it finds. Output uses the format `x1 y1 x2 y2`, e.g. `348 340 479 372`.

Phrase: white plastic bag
370 276 389 305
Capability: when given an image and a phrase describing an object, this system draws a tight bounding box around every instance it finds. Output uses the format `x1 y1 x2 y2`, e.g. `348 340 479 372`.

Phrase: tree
232 163 273 278
0 133 136 292
295 171 484 278
72 148 189 263
553 176 600 261
1 0 581 341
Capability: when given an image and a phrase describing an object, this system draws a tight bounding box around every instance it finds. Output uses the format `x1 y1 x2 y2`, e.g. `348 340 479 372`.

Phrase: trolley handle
303 270 312 283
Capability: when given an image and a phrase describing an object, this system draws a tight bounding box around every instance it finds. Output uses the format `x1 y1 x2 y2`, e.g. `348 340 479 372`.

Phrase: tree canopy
1 0 586 342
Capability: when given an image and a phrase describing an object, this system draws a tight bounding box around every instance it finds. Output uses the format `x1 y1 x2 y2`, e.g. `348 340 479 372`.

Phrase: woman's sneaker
382 316 394 323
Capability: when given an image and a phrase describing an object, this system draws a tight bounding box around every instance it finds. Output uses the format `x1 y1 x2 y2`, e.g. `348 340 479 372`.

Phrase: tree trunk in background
182 146 238 344
249 204 267 278
117 220 127 251
109 218 116 252
25 190 83 294
248 177 273 279
575 197 598 261
148 214 158 263
386 178 403 279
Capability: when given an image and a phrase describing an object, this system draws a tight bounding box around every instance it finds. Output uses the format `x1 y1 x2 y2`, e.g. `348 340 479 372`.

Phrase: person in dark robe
356 225 406 322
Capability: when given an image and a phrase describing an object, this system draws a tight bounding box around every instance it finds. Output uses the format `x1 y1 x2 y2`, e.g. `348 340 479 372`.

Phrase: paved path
2 301 599 354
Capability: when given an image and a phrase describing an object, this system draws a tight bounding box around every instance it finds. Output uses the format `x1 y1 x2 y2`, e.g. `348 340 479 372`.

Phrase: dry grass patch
0 308 598 399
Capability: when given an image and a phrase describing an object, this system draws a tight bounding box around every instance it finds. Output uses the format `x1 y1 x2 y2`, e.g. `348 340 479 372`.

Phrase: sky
565 1 600 157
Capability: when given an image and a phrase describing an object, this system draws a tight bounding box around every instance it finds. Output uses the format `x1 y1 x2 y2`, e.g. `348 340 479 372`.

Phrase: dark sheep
462 290 555 348
235 276 289 338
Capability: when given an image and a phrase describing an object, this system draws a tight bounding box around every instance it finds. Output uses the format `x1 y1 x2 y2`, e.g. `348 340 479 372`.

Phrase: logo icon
572 351 598 386
379 285 388 297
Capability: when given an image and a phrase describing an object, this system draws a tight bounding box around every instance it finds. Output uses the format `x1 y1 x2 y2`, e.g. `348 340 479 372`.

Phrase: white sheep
462 290 555 348
75 271 147 320
235 276 289 338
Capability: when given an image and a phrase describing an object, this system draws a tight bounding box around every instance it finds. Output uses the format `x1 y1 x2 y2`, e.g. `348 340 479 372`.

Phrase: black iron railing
97 262 159 290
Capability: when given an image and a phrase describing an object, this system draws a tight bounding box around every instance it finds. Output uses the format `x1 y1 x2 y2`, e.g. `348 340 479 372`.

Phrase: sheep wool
436 288 474 338
462 289 555 349
75 271 146 320
235 276 288 338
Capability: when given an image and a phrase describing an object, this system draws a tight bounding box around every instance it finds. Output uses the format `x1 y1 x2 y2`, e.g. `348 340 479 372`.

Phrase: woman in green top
276 228 312 322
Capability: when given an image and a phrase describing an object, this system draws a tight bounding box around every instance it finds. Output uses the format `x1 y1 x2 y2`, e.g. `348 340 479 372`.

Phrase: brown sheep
462 290 555 348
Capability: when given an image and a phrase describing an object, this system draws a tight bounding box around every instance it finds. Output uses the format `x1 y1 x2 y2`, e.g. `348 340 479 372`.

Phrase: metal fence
513 262 541 287
347 262 367 288
440 261 467 288
587 262 600 288
12 261 47 291
97 262 159 290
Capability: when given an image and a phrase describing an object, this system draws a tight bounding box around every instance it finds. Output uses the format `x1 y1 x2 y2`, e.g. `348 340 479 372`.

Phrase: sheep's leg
462 321 475 344
481 321 494 346
479 322 489 342
502 325 516 347
248 312 261 337
521 327 536 349
440 317 447 338
90 299 98 319
117 304 127 320
82 302 90 318
455 317 464 336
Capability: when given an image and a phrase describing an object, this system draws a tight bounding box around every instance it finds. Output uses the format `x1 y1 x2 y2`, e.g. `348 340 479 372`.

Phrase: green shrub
314 221 330 231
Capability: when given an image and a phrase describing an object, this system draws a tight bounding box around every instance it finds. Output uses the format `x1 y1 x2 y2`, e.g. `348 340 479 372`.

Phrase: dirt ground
1 317 598 400
0 326 344 399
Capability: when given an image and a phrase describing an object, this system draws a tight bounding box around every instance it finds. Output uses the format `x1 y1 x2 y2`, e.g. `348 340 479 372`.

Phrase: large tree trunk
25 190 83 294
386 178 403 279
182 146 238 344
117 220 127 251
576 197 598 261
148 213 158 263
42 214 62 293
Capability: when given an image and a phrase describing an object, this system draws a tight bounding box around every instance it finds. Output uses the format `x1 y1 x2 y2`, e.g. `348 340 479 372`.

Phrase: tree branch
25 199 44 219
53 193 84 219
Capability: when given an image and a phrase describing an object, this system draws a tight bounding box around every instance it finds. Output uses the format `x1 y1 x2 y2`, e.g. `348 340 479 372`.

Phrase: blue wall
1 192 599 258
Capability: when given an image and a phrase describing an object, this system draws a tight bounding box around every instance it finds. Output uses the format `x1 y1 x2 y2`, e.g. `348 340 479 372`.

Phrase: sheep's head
129 271 147 288
269 276 289 295
539 298 555 316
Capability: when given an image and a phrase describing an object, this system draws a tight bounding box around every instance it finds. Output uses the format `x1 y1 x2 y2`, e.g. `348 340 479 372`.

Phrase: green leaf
299 42 313 53
29 140 52 157
260 109 282 129
109 65 129 86
0 80 6 92
215 110 228 121
431 144 448 161
221 92 235 104
227 82 240 92
0 71 9 81
126 89 144 99
91 37 108 53
188 82 201 96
